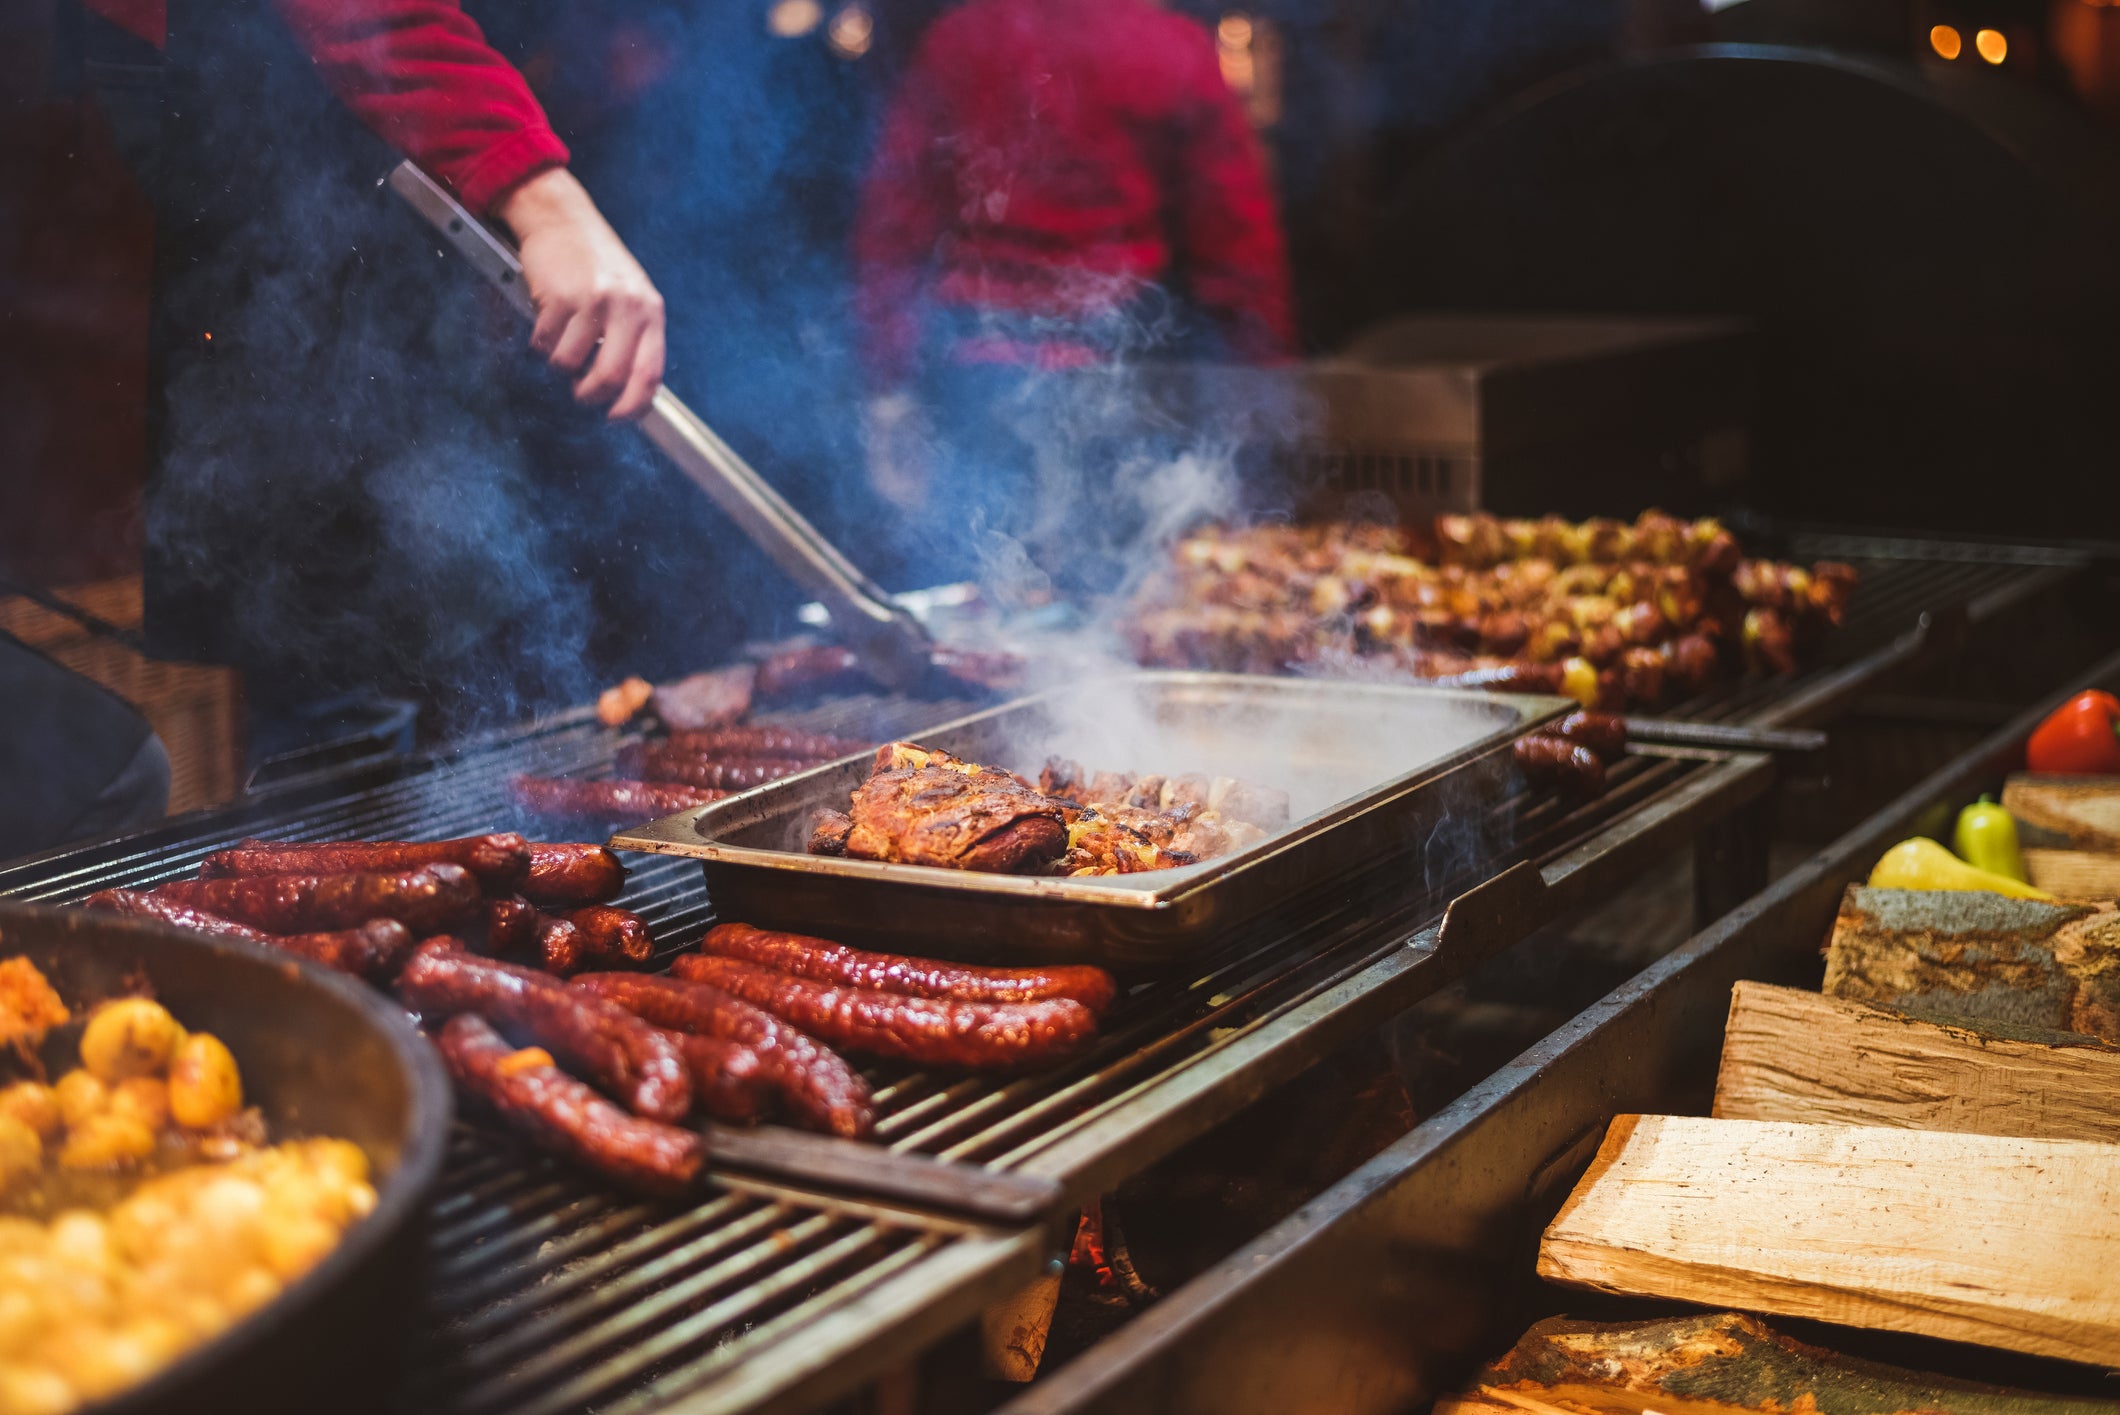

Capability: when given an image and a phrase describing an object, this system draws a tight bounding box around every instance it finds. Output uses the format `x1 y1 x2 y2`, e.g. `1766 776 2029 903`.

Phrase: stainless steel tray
613 672 1570 970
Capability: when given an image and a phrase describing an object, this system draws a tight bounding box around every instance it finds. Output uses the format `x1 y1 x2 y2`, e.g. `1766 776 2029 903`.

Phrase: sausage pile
425 923 1116 1195
510 723 875 826
86 846 1119 1195
84 835 650 981
1124 512 1858 711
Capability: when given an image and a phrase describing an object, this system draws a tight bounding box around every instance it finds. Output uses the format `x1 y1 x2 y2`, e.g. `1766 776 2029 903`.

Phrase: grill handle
384 162 935 692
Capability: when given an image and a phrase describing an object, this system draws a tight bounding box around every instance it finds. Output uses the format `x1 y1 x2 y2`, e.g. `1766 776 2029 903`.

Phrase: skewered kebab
1127 515 1855 711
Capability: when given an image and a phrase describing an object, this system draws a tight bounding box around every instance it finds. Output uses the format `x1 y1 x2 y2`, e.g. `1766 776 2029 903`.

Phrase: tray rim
611 670 1573 913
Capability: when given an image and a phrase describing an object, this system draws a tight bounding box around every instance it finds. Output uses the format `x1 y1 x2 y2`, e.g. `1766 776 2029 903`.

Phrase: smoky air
137 2 1339 738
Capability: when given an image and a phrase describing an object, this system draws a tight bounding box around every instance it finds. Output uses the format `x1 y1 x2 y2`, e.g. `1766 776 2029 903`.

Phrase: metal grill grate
0 535 2081 1415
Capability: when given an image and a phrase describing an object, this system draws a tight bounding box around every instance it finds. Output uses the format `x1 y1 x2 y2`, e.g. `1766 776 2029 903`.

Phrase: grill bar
0 535 2078 1415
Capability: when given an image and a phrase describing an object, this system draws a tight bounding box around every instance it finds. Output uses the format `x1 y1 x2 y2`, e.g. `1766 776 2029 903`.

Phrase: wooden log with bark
1821 886 2120 1041
1714 981 2120 1143
2002 776 2120 853
1537 1115 2120 1367
1435 1310 2120 1415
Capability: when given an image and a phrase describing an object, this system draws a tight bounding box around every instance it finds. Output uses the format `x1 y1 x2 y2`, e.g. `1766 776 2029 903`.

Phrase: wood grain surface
1714 981 2120 1142
1435 1310 2120 1415
1538 1115 2120 1367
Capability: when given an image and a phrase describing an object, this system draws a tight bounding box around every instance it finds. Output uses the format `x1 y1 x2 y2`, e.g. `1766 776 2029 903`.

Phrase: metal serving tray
613 672 1569 970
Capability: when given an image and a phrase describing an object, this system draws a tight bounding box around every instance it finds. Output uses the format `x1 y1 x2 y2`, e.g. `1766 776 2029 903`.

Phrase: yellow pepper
1867 837 2053 901
1951 796 2028 883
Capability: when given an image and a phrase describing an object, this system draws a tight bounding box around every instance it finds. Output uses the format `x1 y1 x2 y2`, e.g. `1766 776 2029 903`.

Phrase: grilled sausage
522 844 627 908
667 955 1097 1071
700 923 1118 1015
674 1034 769 1123
477 896 540 957
616 745 816 791
754 644 865 699
573 972 875 1138
436 1014 704 1197
396 945 692 1122
83 890 415 979
1512 735 1608 799
664 726 869 761
1549 710 1628 760
534 915 586 976
562 906 654 967
199 835 531 892
148 864 481 935
509 776 729 821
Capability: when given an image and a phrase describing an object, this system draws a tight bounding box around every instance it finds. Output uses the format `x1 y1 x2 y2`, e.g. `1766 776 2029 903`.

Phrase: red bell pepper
2026 690 2120 775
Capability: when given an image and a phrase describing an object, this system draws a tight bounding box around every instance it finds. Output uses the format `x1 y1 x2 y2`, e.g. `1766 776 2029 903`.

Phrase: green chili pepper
1952 796 2028 883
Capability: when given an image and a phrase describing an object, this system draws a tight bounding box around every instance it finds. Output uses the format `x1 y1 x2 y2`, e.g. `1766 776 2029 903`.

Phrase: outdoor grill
0 531 2098 1415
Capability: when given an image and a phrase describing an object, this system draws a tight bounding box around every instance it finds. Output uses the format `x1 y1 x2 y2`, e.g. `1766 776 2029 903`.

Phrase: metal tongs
386 163 935 691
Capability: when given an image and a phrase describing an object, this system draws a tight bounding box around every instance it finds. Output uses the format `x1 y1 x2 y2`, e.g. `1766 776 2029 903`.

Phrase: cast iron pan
0 900 453 1415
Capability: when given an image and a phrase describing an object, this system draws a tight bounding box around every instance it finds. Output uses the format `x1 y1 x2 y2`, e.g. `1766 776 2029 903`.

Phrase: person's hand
495 167 665 420
863 392 935 511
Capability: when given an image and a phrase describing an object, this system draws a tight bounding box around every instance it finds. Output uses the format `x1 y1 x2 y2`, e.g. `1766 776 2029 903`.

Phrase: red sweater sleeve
850 32 959 392
272 0 570 214
1162 32 1294 361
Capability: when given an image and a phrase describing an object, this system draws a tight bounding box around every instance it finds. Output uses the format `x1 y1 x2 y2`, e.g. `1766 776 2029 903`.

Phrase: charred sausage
148 864 481 935
673 1034 769 1123
509 777 729 821
664 726 869 761
522 844 627 907
615 745 815 791
1549 710 1628 760
700 923 1118 1015
83 890 414 979
477 896 540 957
667 955 1097 1071
1512 735 1608 799
561 906 654 967
199 835 531 892
572 972 875 1138
396 945 692 1122
534 915 586 977
436 1014 704 1197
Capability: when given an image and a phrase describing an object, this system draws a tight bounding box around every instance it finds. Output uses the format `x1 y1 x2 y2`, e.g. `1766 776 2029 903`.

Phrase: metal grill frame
0 533 2087 1415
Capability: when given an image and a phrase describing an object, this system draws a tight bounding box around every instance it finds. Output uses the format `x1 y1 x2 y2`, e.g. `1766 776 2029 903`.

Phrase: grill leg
1693 796 1771 927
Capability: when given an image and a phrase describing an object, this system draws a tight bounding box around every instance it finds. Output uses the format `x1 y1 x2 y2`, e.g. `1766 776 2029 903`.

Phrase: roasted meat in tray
807 742 1292 877
613 672 1571 967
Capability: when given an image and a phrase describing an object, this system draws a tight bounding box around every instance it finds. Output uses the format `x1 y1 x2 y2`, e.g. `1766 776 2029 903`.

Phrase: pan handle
383 162 935 691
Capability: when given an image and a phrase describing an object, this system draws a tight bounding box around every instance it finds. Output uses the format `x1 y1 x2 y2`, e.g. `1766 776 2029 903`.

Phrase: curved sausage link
200 835 531 892
509 777 729 822
84 891 413 979
667 955 1097 1071
616 745 816 791
664 726 870 761
700 923 1117 1015
396 945 691 1122
147 864 481 935
437 1014 703 1197
572 972 875 1139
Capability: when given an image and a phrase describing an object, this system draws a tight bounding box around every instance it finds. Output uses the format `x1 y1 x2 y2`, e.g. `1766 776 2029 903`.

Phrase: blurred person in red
851 0 1294 588
55 0 745 740
79 0 665 416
